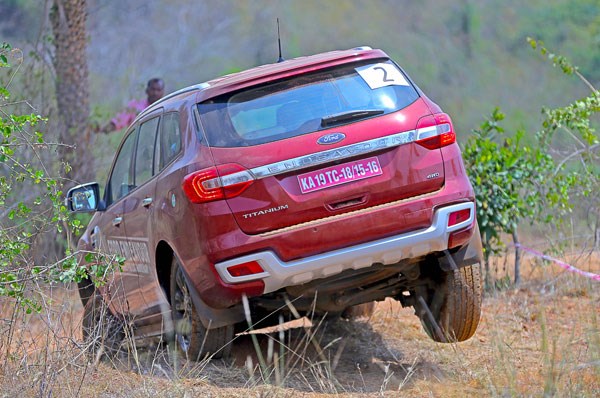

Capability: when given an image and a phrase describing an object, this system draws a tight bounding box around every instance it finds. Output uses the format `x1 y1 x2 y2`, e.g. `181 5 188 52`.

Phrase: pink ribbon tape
514 243 600 282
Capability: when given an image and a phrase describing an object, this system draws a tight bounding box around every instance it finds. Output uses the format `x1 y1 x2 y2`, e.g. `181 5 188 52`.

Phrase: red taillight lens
226 261 265 277
448 224 474 248
416 113 456 149
182 163 254 203
448 208 471 227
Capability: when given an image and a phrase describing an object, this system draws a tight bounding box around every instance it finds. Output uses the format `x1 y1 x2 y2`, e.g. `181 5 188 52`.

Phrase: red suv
67 46 483 359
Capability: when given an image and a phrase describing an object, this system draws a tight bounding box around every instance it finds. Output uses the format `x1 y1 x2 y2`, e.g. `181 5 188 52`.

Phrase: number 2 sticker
355 63 409 89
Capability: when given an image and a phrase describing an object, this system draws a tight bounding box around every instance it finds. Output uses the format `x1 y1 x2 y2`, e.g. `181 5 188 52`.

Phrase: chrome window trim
249 129 419 180
213 125 450 187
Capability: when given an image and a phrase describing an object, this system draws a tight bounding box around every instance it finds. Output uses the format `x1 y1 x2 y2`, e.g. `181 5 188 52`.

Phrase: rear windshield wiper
320 109 385 128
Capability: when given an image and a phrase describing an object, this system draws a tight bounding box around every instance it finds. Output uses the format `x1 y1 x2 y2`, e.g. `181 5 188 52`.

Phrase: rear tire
81 290 124 359
414 262 482 343
170 256 233 360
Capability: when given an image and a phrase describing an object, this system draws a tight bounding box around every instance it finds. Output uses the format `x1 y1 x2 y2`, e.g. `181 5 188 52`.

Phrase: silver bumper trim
214 202 475 294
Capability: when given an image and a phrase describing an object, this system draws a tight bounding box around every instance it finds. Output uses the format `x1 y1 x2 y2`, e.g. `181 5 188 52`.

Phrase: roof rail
352 46 373 51
137 82 210 120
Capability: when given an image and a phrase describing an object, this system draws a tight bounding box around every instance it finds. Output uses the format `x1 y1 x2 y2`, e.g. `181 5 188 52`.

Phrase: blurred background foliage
1 0 598 146
0 0 598 283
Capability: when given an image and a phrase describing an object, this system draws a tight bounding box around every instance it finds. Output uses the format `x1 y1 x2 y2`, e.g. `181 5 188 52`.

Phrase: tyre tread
418 262 482 343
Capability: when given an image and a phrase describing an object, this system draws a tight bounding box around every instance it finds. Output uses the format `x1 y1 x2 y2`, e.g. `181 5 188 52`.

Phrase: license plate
297 156 383 194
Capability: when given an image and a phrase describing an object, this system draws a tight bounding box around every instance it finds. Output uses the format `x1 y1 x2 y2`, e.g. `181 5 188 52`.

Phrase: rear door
97 125 139 315
120 113 162 321
119 111 184 328
198 60 446 235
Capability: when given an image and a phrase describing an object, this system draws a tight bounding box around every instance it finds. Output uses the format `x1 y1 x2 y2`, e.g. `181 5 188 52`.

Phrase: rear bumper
215 201 475 293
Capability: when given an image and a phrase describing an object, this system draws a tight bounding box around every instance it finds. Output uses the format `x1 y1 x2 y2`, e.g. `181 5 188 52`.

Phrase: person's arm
110 111 136 131
96 99 147 134
97 106 137 133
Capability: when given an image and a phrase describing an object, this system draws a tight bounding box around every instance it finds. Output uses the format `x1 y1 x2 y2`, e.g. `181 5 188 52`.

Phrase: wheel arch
155 241 245 329
77 278 96 308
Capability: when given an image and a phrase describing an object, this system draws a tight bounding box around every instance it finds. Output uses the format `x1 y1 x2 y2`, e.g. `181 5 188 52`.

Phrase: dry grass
0 251 598 397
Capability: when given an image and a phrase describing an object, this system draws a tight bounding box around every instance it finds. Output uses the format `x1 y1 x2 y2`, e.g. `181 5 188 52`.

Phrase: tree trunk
460 0 473 59
483 237 492 290
513 229 521 286
50 0 94 184
595 213 600 251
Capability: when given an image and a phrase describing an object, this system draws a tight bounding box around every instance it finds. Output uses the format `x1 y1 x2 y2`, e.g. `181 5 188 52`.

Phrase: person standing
100 78 165 133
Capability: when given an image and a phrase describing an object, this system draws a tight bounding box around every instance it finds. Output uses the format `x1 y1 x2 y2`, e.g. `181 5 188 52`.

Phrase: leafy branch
527 37 598 94
465 40 599 287
1 42 117 312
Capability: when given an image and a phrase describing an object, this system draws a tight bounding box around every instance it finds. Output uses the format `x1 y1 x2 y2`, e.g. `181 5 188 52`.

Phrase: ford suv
67 46 483 360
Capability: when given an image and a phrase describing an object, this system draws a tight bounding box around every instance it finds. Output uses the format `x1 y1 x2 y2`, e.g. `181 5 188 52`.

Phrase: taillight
448 224 475 248
182 163 254 203
226 261 265 278
447 207 474 248
416 113 456 149
448 208 471 227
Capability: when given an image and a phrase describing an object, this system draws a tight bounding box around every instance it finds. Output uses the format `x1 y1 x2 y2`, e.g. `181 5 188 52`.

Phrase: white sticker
355 63 409 89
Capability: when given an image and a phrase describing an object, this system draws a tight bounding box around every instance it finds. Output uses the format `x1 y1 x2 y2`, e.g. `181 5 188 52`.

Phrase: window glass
197 59 419 147
134 117 160 186
158 112 181 170
108 128 137 204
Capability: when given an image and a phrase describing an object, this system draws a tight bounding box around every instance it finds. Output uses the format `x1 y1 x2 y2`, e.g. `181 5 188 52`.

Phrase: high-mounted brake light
415 113 456 150
183 163 255 203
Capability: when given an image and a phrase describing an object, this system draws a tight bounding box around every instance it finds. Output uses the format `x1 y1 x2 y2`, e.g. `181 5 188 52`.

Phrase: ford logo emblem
317 132 346 145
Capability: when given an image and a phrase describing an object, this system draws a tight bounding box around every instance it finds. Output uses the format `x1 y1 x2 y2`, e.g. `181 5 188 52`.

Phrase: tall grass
0 251 597 397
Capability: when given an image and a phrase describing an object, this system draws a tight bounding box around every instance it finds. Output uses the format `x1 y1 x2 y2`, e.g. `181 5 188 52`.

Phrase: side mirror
65 182 101 213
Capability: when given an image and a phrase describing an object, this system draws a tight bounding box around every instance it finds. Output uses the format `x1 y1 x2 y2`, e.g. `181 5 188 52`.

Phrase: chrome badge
317 132 346 145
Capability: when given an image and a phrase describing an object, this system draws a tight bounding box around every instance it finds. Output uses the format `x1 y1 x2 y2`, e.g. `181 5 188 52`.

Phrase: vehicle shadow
205 314 445 394
109 308 445 394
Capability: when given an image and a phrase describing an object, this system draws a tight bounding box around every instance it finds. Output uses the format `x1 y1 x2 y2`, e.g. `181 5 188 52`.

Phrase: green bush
463 40 598 287
0 42 118 312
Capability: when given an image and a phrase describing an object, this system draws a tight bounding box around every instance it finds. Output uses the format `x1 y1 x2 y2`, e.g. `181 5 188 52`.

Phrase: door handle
112 216 123 226
142 197 153 207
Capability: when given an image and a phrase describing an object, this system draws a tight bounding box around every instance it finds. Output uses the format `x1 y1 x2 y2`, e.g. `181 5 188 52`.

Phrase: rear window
197 59 419 147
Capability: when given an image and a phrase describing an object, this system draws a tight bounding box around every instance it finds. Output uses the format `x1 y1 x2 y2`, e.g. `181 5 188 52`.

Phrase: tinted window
108 128 137 205
198 59 419 147
156 112 181 171
134 117 160 186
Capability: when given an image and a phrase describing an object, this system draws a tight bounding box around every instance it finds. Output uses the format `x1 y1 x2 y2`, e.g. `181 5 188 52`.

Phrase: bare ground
0 252 598 397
